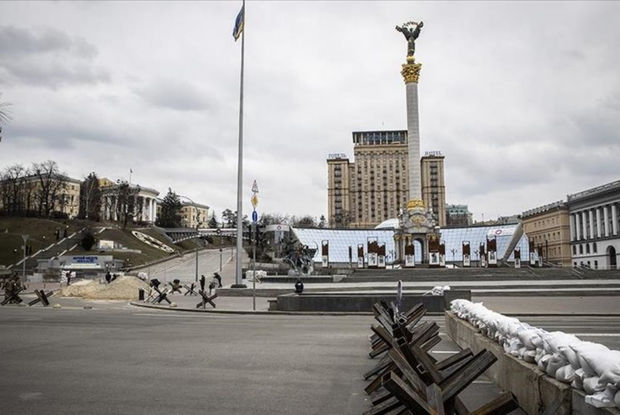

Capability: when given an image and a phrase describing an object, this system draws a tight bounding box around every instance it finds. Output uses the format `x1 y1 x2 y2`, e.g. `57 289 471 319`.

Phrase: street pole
234 0 246 288
252 229 256 311
195 225 199 283
22 234 29 281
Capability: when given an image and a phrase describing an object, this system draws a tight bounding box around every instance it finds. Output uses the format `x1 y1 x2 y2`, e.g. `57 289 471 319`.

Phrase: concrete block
445 312 571 415
572 390 620 415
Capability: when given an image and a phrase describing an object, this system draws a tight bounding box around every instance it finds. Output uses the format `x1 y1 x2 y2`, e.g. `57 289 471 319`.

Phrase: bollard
138 288 144 301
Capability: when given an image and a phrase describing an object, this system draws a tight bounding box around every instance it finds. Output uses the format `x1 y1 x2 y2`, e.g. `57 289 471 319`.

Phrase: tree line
1 161 330 230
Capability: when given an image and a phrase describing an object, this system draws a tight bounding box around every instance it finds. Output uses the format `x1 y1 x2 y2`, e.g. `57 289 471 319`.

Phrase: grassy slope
0 217 82 266
0 216 236 268
65 228 180 267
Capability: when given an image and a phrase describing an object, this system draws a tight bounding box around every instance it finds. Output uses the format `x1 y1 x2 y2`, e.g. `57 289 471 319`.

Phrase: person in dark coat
199 275 206 292
294 278 304 294
213 272 222 288
105 271 112 284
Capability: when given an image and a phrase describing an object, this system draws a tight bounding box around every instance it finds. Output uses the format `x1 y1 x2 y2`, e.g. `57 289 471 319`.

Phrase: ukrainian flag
233 6 244 41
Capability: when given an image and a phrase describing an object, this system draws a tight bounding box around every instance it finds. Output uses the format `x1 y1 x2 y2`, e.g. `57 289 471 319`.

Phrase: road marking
571 333 620 337
69 244 77 251
430 350 458 354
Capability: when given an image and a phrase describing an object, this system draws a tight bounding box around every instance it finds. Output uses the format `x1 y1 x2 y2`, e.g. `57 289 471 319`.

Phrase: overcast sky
1 1 619 223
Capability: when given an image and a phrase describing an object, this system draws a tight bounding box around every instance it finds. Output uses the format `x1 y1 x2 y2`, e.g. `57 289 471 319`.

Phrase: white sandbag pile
451 299 620 409
245 270 266 282
56 276 149 300
426 285 451 296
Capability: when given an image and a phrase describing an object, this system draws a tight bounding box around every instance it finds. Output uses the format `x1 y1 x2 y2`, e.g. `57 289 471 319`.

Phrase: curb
129 301 448 317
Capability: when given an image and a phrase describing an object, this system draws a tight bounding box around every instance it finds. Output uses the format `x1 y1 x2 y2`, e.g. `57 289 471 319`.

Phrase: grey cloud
0 25 97 59
0 59 109 87
0 25 106 88
134 80 212 112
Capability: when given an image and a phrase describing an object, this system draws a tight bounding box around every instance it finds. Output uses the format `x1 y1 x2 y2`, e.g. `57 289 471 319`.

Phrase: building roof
181 201 209 210
567 179 620 204
521 200 566 218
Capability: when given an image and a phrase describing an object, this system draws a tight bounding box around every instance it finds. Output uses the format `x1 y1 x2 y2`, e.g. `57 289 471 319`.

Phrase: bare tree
31 161 67 217
103 181 142 229
0 164 28 215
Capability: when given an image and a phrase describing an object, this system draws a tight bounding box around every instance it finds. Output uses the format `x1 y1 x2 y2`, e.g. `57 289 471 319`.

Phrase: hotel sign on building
327 131 446 228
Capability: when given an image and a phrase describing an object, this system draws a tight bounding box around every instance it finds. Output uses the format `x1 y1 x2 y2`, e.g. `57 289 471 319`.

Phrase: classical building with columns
100 180 159 224
521 201 571 267
567 180 620 270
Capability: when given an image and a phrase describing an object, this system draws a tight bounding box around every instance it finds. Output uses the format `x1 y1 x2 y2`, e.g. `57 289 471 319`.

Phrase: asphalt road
140 247 236 283
1 303 619 414
0 305 373 415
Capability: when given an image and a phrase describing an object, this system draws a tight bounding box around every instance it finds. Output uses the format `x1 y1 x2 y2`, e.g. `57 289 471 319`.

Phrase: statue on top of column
396 21 424 58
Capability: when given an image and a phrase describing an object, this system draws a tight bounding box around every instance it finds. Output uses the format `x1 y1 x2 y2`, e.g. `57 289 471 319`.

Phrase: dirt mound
56 276 149 300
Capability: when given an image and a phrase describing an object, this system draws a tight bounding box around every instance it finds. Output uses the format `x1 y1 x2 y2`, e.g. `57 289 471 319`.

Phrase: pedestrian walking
213 272 222 288
199 274 206 292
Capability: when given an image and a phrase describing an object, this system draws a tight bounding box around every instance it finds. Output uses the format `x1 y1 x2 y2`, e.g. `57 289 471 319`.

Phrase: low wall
276 291 471 312
445 312 620 415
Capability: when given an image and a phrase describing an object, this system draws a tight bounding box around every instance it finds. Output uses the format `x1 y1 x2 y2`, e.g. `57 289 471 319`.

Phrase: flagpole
234 0 246 288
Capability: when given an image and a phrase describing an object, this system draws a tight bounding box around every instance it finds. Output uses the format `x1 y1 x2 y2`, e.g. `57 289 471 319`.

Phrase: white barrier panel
405 255 415 268
378 255 386 268
463 254 470 267
368 253 378 267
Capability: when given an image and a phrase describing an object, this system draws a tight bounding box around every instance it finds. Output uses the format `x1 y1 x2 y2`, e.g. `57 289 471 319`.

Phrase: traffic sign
252 210 258 223
251 180 259 193
251 194 258 208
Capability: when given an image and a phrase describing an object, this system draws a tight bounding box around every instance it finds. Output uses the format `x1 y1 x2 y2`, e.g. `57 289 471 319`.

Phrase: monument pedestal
395 199 439 266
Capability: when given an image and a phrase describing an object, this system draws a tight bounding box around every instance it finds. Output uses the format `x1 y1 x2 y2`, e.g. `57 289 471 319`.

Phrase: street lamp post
22 234 29 281
217 228 223 272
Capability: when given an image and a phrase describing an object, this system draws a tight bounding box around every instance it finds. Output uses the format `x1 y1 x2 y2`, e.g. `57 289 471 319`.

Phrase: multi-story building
446 204 473 227
326 153 353 228
0 174 81 218
180 202 210 228
566 180 620 270
327 130 446 228
421 151 446 227
521 201 571 267
100 180 159 224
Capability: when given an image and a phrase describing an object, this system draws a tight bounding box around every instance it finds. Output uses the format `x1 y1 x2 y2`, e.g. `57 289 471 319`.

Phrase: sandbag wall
451 299 620 410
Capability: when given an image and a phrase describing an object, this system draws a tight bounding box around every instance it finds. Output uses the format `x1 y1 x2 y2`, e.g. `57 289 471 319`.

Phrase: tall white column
141 197 146 222
569 214 575 241
406 82 421 201
581 211 588 239
603 205 610 237
113 196 118 221
575 213 581 240
588 209 594 240
596 208 602 238
613 204 618 235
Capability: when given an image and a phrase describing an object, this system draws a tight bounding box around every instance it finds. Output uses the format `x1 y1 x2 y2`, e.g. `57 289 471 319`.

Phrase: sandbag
518 329 541 350
596 350 620 387
571 342 611 377
615 390 620 409
546 353 568 377
555 364 576 383
523 350 537 364
538 354 551 371
572 368 586 390
585 386 617 408
583 377 603 394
